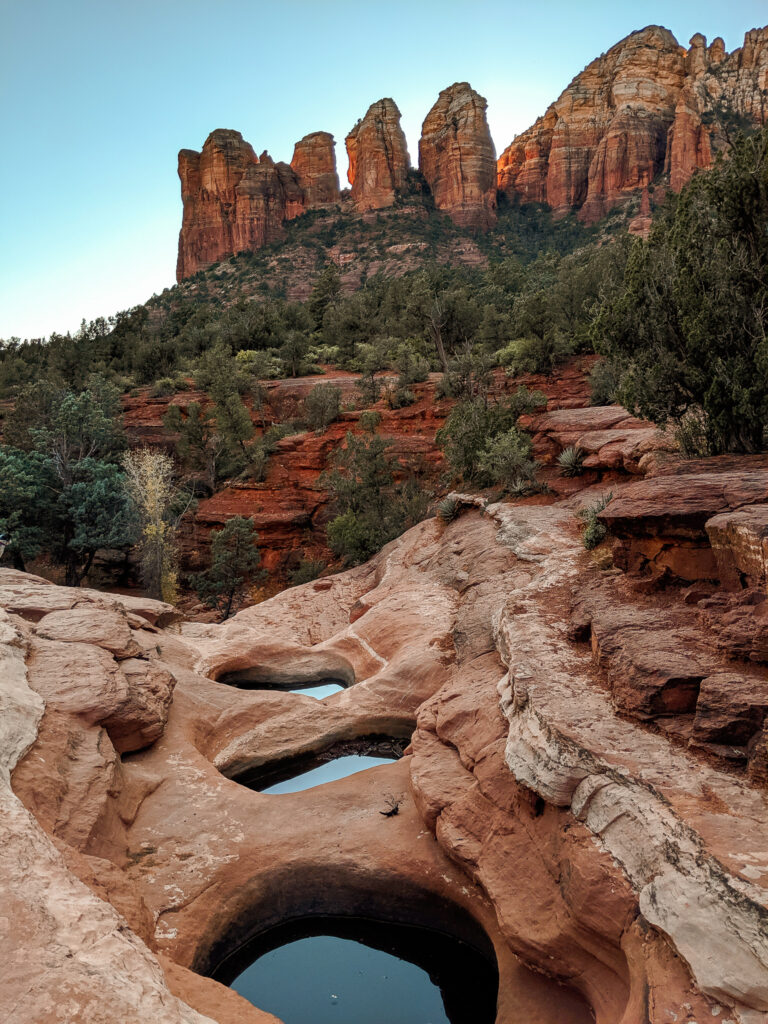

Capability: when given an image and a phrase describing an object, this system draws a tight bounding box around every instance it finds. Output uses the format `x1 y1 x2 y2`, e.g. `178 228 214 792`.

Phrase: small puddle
289 681 344 699
233 736 408 794
218 670 348 699
218 917 498 1024
261 754 393 794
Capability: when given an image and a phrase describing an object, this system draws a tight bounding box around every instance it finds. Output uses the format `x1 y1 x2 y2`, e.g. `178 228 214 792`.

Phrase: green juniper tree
593 125 768 454
191 516 266 620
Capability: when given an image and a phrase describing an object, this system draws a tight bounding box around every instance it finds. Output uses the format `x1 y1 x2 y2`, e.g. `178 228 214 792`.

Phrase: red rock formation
176 131 302 281
419 82 497 230
290 131 340 208
498 25 768 222
8 472 768 1021
177 130 341 280
345 98 410 211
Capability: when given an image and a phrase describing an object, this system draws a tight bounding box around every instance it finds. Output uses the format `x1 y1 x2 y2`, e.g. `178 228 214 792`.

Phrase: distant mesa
176 25 768 280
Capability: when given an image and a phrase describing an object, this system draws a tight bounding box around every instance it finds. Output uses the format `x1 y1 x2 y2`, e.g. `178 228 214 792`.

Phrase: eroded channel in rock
215 917 498 1024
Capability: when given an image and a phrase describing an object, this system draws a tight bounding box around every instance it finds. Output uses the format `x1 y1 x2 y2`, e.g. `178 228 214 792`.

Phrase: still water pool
260 755 393 794
289 681 344 699
225 919 498 1024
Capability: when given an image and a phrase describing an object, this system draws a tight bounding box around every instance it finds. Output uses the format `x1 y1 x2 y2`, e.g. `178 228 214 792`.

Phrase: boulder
35 606 140 659
103 658 177 754
706 504 768 590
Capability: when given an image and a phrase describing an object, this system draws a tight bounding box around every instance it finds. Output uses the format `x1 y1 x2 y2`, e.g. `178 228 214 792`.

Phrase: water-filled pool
217 670 347 698
260 754 393 794
289 681 344 699
221 918 498 1024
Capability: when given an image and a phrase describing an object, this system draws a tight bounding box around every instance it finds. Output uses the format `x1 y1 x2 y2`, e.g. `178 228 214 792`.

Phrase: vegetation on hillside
593 125 768 454
2 125 766 590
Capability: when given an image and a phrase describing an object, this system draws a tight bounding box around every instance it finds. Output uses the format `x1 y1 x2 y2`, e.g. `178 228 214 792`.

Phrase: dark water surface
223 918 498 1024
218 671 346 698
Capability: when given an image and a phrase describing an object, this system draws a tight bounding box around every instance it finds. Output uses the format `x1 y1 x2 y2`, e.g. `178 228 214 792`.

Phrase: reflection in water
233 934 449 1024
221 918 498 1024
289 681 344 699
261 755 393 794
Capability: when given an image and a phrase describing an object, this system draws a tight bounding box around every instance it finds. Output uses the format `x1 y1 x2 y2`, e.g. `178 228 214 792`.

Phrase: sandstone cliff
419 82 497 230
497 25 768 222
345 98 410 211
290 131 341 208
176 24 767 274
7 425 768 1020
177 130 340 280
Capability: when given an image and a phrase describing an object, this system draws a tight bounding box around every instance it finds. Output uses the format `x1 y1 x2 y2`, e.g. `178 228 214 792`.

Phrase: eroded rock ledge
3 449 768 1022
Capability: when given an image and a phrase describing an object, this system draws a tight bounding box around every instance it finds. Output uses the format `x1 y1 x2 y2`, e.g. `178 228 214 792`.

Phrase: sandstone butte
8 364 768 1021
418 81 498 230
176 24 767 280
497 24 768 223
345 97 410 212
176 129 341 281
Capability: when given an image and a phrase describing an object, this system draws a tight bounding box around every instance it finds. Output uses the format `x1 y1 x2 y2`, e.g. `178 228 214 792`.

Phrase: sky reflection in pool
232 933 450 1024
289 682 344 699
260 755 393 794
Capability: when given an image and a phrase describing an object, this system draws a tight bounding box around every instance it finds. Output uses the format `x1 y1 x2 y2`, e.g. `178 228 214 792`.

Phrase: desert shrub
356 374 381 407
437 387 545 485
384 383 415 409
500 334 574 376
323 431 428 565
588 359 619 406
477 427 539 492
149 377 177 398
577 492 613 550
236 349 283 380
288 558 326 585
359 410 382 434
393 342 430 386
304 383 342 433
557 446 585 477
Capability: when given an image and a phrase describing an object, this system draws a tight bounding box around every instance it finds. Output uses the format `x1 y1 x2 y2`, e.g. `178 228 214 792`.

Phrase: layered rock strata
176 129 340 280
345 98 410 211
7 422 768 1021
289 131 341 208
497 25 768 222
419 82 497 229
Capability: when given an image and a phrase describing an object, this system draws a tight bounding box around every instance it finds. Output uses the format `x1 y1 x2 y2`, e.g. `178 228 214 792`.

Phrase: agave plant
576 491 613 550
436 495 461 523
557 445 585 477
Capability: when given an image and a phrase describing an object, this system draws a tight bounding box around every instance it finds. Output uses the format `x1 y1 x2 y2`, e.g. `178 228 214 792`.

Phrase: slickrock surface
346 98 410 211
497 25 768 222
6 431 768 1022
419 82 497 230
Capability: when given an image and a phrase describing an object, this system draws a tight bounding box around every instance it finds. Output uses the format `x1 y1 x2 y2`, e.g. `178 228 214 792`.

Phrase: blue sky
1 0 765 339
